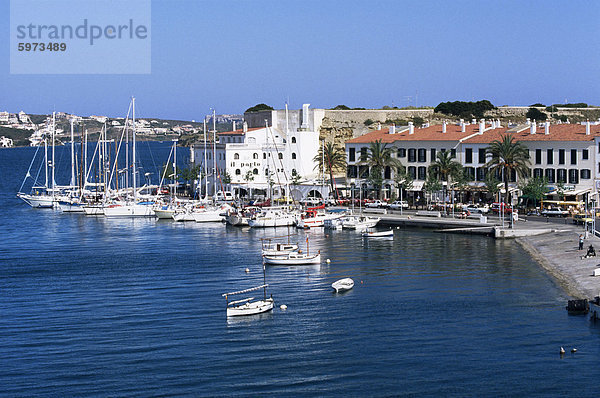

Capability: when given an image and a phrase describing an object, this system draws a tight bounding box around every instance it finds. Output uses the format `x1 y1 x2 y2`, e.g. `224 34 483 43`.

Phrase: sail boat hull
17 193 54 208
226 298 274 316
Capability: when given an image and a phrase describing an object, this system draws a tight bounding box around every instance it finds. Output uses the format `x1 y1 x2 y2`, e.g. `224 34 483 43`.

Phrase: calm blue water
1 144 600 397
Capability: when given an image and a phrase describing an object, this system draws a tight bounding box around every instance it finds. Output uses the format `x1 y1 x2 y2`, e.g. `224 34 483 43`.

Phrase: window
278 153 283 160
292 153 296 159
533 168 543 178
361 148 367 160
557 168 567 183
476 168 486 181
571 149 577 165
581 169 591 179
408 166 417 179
265 168 269 175
418 149 426 162
451 148 456 158
559 149 565 164
478 148 486 164
398 148 406 158
253 168 258 175
291 137 296 143
384 166 391 179
583 149 589 160
465 167 475 181
465 148 473 164
417 166 427 180
235 169 241 175
569 169 579 184
535 149 542 164
545 169 555 183
349 148 356 162
359 165 369 178
347 165 358 178
408 148 416 162
234 153 239 160
263 153 266 159
430 148 436 162
547 149 553 164
253 153 258 159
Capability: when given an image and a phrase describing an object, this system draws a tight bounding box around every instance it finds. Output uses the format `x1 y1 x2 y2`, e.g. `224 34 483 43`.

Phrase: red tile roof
463 124 600 143
346 123 485 144
346 123 600 145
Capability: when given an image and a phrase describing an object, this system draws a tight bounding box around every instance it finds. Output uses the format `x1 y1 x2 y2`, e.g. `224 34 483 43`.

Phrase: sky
1 0 599 120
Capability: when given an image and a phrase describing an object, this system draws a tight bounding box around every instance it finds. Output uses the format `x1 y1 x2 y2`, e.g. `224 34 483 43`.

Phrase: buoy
245 268 250 273
326 258 331 263
560 347 565 354
571 348 577 353
280 304 287 310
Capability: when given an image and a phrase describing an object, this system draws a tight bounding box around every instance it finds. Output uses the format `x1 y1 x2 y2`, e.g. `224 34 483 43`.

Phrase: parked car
302 197 323 207
541 206 569 217
389 200 409 210
365 200 388 208
490 202 512 214
464 204 489 214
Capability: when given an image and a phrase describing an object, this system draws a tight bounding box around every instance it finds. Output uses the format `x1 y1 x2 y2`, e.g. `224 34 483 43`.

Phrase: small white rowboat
332 278 354 292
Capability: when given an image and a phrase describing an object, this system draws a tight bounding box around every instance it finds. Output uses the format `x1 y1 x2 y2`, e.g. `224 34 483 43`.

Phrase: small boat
263 251 321 265
222 284 274 317
249 206 297 228
362 229 394 238
332 278 354 292
342 215 380 230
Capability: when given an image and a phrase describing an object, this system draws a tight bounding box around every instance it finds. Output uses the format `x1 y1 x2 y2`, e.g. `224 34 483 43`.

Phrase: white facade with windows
191 105 323 199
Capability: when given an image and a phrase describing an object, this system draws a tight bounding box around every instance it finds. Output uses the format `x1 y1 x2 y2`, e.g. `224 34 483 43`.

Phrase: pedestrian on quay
579 234 584 250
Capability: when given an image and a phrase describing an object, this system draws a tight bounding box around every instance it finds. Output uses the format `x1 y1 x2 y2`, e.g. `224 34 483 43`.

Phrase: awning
544 188 592 197
408 181 425 192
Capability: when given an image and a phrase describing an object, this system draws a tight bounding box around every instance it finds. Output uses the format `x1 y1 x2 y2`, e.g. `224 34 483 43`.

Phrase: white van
216 191 235 202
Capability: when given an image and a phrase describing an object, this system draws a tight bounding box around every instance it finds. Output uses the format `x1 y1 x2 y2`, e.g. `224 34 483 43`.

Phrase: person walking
579 234 584 250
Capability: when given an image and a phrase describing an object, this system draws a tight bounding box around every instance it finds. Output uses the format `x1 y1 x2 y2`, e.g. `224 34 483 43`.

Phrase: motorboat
295 206 342 229
332 278 354 292
249 206 297 228
263 251 321 265
192 204 231 223
342 215 380 230
222 284 274 317
361 229 394 238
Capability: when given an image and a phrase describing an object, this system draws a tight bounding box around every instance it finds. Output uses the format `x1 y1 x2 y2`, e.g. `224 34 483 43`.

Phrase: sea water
1 144 600 397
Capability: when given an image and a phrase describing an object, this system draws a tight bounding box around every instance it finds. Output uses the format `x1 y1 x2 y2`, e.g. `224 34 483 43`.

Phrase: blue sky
1 0 599 120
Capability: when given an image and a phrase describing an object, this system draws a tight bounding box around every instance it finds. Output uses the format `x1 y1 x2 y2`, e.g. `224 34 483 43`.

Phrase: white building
191 104 323 200
345 119 600 205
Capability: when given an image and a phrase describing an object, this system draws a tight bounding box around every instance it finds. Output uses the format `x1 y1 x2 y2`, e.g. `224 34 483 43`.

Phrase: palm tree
484 134 530 204
313 141 347 200
359 139 400 199
430 151 463 209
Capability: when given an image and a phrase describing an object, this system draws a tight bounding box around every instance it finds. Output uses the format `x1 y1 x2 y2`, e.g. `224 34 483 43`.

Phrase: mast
132 97 137 203
203 117 208 200
173 138 178 198
44 136 48 189
285 103 290 205
70 119 75 187
51 112 55 203
212 108 217 202
322 140 325 197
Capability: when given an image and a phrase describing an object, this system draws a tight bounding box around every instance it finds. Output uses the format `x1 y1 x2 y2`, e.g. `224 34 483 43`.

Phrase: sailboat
222 265 273 317
104 97 155 217
17 114 57 208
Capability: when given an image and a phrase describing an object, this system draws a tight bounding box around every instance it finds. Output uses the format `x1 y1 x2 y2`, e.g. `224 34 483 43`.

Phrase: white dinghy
222 284 274 317
361 229 394 238
332 278 354 292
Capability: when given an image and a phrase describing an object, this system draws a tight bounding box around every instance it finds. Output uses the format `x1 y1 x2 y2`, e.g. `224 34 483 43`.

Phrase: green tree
245 103 274 113
221 171 232 184
519 176 548 208
313 141 347 200
364 119 375 126
243 170 254 198
423 171 442 206
412 116 425 126
331 105 350 110
484 171 501 199
430 150 463 210
359 140 400 199
526 107 547 121
291 169 302 186
484 134 531 205
434 100 495 118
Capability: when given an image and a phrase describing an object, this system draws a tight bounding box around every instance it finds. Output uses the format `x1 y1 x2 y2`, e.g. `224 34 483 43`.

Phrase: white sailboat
222 265 273 317
248 206 297 228
342 214 380 230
